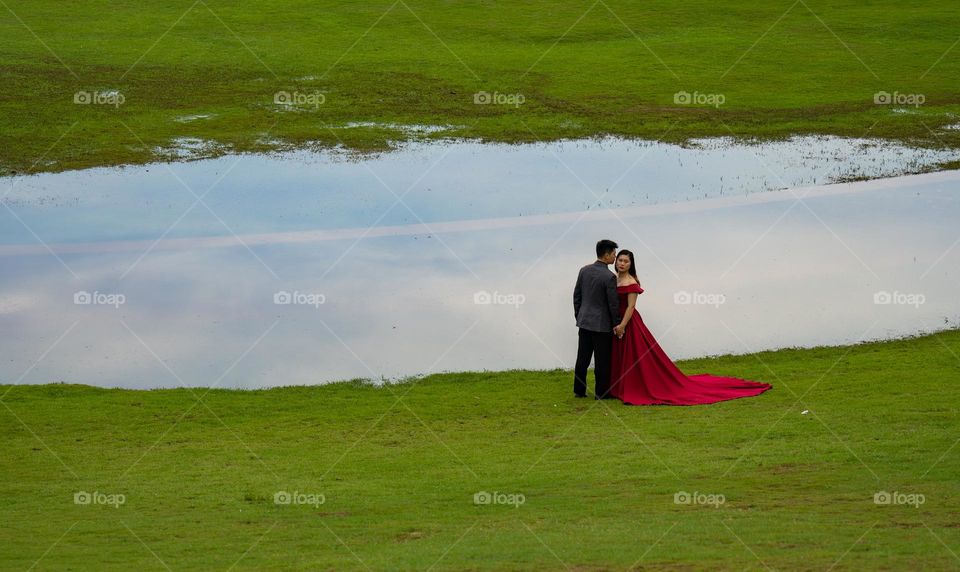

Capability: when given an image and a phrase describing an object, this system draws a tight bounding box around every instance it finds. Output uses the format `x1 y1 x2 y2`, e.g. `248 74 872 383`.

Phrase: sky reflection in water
1 136 957 388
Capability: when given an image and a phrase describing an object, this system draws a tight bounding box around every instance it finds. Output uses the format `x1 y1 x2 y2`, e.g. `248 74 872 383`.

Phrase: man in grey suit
573 239 620 399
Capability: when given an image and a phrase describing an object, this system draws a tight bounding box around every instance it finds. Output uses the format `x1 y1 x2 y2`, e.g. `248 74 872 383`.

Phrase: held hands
613 324 625 338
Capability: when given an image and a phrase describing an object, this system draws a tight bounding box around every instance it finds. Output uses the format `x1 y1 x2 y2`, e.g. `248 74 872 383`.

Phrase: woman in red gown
609 250 772 405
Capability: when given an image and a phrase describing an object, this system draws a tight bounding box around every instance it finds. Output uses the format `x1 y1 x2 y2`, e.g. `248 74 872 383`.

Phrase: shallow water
1 136 958 389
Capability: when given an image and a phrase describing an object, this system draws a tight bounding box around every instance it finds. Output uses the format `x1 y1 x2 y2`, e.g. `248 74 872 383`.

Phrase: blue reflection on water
0 137 958 389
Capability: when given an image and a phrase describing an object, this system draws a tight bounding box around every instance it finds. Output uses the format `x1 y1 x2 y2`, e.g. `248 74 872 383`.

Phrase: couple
573 239 772 405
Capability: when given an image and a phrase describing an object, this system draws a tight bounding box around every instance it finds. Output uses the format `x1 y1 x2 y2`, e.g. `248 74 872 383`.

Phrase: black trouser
574 328 613 397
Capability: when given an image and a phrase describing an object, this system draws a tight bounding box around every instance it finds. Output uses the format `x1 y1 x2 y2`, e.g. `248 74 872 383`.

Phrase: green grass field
3 0 960 174
2 329 958 570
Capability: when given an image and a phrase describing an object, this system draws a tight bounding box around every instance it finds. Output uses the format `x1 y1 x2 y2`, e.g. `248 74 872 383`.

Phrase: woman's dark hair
616 249 639 284
596 239 618 258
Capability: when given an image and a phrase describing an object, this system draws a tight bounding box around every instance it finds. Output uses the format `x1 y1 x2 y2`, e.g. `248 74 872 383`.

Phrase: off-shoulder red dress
610 283 772 405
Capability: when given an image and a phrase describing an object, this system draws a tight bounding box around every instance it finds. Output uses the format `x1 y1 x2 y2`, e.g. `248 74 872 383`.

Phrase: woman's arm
614 292 638 336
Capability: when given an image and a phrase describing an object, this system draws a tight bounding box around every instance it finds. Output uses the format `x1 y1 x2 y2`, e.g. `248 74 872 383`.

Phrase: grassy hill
1 328 958 570
2 0 960 173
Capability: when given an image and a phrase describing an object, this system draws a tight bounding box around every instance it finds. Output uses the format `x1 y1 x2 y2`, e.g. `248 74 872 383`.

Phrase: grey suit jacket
573 261 619 333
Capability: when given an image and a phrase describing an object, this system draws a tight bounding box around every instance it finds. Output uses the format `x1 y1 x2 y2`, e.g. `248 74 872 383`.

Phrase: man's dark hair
596 239 618 258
